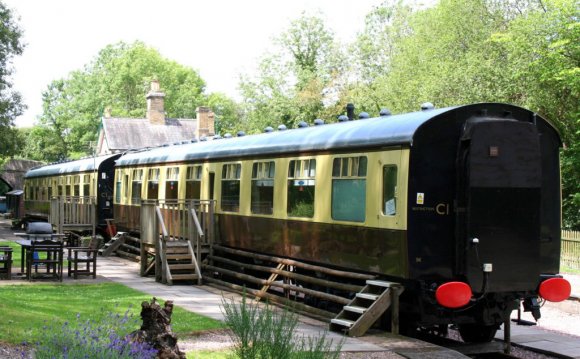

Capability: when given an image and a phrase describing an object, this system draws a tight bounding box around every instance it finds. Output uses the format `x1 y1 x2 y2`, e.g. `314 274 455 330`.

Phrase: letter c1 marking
436 203 449 215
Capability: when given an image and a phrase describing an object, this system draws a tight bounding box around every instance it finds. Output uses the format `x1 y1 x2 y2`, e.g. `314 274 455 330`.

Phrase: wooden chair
0 247 12 280
27 239 64 281
67 236 99 279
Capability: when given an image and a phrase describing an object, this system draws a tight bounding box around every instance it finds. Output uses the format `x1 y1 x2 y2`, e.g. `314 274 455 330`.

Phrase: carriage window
147 168 160 200
65 176 72 196
186 165 202 200
83 174 90 197
251 161 275 215
287 159 316 218
132 169 144 204
221 163 241 212
73 175 80 196
115 170 122 203
382 166 397 216
331 156 367 222
165 167 179 200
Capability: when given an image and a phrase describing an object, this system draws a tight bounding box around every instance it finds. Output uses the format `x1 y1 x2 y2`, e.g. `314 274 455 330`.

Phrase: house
96 80 215 155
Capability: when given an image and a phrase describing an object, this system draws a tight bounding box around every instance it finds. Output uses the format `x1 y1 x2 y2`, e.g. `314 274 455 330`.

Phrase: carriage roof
25 154 120 178
116 106 458 167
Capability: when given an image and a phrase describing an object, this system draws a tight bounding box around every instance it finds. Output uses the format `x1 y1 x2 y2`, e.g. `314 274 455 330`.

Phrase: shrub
221 293 342 359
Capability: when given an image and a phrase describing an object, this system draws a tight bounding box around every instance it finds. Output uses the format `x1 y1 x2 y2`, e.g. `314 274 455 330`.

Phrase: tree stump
129 297 186 359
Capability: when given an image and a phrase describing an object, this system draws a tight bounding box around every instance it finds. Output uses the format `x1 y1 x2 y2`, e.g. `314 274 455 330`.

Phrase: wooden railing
49 196 96 235
561 230 580 270
140 199 215 284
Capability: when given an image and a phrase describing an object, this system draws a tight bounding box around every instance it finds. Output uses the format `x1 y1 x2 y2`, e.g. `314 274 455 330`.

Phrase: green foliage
351 0 579 228
221 293 342 359
0 1 25 133
23 41 213 161
240 13 348 132
208 92 243 136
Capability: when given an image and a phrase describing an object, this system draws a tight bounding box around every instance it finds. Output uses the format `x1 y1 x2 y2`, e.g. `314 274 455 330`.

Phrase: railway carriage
23 154 120 229
23 102 571 341
113 102 570 341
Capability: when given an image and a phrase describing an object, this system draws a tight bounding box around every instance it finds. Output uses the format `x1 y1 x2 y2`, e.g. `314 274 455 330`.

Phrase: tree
351 0 578 227
240 13 348 132
26 41 210 161
0 1 25 154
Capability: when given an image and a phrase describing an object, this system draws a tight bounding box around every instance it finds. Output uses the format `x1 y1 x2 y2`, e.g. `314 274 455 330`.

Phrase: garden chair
0 247 12 280
67 236 99 279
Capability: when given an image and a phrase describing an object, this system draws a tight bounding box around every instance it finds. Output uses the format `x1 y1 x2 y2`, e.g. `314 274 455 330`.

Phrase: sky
4 0 389 128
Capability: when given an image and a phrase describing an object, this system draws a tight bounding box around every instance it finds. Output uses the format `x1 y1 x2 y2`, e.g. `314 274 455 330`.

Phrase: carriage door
458 119 542 292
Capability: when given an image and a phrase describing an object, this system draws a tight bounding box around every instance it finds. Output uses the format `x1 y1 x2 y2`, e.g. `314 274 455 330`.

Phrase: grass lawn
187 350 232 358
0 282 225 345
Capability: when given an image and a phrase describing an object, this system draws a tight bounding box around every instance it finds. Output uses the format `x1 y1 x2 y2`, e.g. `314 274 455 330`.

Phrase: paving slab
496 321 580 359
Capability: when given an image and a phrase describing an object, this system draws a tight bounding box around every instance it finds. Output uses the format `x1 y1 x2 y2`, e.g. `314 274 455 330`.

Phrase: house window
251 161 275 215
165 167 179 200
132 169 144 204
382 166 397 216
221 163 241 212
331 156 367 222
186 165 202 200
147 168 160 200
287 159 316 218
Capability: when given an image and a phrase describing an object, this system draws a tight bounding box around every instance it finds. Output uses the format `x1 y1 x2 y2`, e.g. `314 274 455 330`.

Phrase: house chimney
146 80 166 125
195 106 215 138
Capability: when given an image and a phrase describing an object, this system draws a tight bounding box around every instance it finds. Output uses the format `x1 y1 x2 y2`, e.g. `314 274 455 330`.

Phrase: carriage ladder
330 280 404 337
99 232 127 256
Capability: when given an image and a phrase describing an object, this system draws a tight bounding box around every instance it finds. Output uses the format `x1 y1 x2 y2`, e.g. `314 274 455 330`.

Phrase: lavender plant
221 293 342 359
31 306 157 359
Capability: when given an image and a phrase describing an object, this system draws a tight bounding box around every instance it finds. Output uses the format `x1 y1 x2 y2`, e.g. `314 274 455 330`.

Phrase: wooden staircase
330 280 404 337
98 232 126 256
162 241 201 285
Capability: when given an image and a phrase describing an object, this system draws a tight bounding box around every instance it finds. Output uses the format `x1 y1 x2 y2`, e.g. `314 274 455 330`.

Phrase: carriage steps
98 232 127 256
330 280 404 337
163 241 201 285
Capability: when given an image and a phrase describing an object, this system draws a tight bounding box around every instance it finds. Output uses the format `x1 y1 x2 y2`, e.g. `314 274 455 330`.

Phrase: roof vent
346 103 355 121
264 126 274 133
200 136 208 141
337 115 348 122
380 108 392 116
298 121 308 128
359 112 370 119
224 133 232 138
421 102 435 111
278 124 287 131
314 119 324 126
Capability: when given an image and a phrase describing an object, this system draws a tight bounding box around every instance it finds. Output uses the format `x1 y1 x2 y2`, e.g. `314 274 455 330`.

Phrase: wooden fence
561 230 580 270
